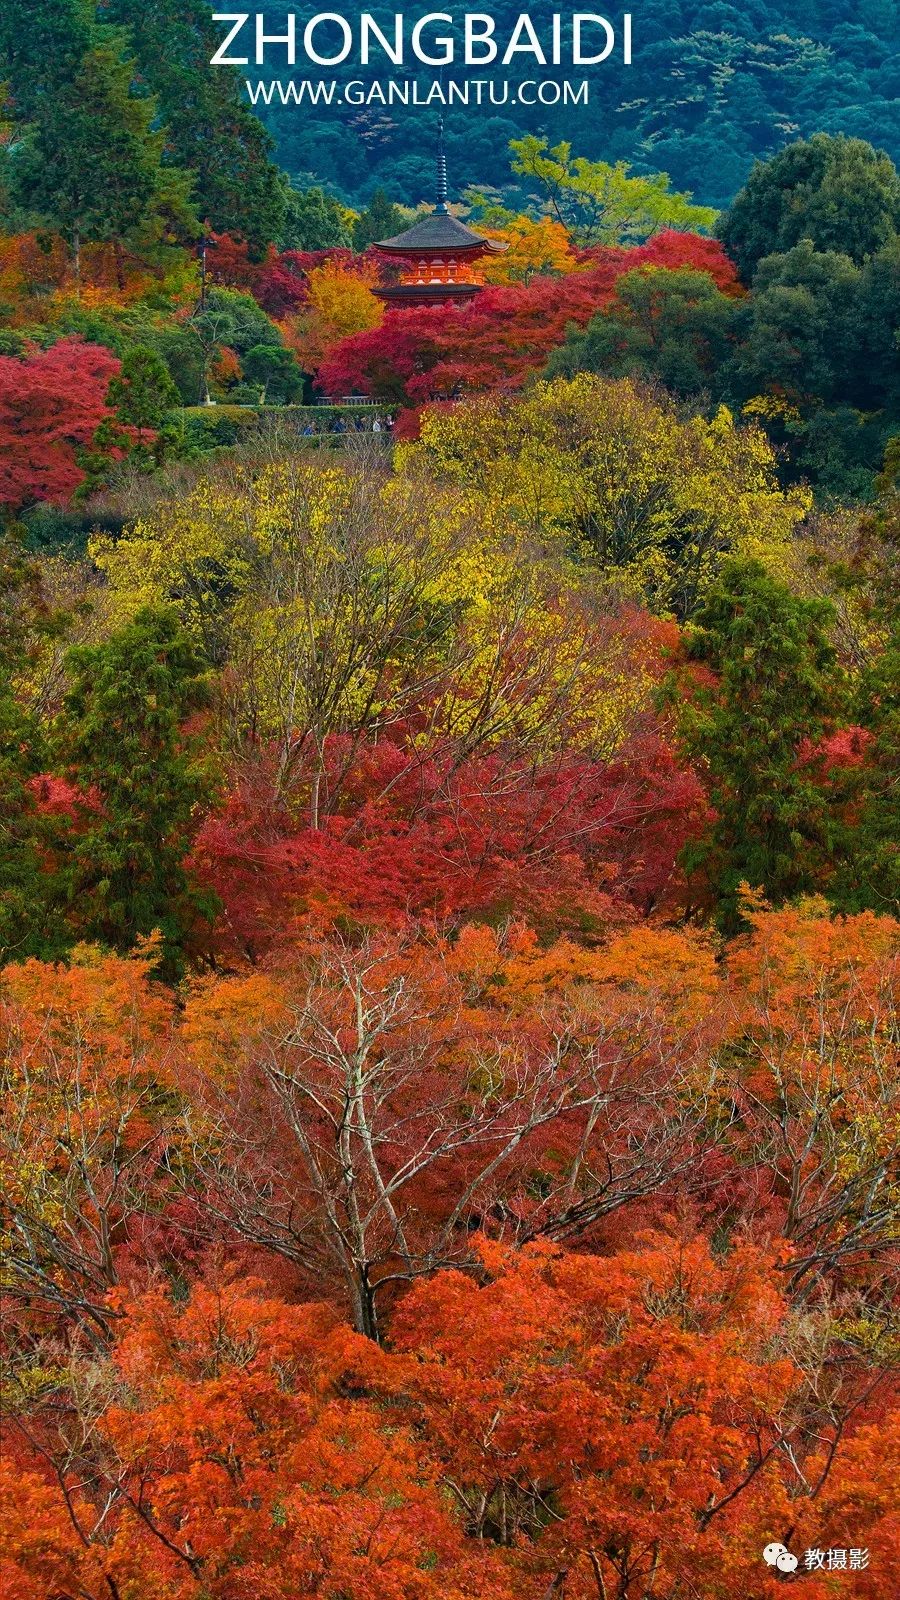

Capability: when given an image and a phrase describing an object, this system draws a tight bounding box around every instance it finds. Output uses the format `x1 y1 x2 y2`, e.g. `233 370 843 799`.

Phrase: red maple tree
0 337 121 512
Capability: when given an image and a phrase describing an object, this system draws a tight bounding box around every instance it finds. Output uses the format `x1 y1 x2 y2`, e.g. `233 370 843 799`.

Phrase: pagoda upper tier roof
376 210 508 255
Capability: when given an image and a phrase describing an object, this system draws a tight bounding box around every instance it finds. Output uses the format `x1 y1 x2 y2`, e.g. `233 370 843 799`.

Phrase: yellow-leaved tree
281 257 383 372
480 214 581 283
509 136 717 248
89 455 660 812
399 375 811 616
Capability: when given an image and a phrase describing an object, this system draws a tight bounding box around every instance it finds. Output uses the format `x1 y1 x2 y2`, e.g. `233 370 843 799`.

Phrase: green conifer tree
352 190 403 252
673 559 843 928
105 0 287 250
6 19 196 281
0 537 70 963
108 345 180 440
59 608 217 972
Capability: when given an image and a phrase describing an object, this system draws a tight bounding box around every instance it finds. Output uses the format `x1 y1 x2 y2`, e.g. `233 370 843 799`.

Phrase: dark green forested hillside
7 2 896 213
244 0 900 208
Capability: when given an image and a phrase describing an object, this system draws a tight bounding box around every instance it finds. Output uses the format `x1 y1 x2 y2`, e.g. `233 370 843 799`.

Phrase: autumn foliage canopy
0 338 122 511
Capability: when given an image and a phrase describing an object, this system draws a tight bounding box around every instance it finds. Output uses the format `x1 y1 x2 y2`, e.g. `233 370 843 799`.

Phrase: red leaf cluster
192 727 706 961
206 234 362 318
0 337 121 511
318 232 740 412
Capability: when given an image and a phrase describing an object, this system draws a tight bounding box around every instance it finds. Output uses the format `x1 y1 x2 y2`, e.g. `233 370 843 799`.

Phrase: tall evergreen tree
108 345 179 441
0 537 70 963
673 559 843 928
59 608 217 972
0 0 92 119
105 0 286 249
5 15 196 280
352 190 404 253
280 184 351 251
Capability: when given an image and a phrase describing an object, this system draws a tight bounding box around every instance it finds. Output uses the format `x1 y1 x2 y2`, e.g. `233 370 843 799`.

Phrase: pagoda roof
376 211 508 256
374 281 483 305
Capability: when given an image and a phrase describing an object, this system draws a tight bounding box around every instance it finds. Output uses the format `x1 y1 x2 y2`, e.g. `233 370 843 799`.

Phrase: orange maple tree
3 1241 895 1600
0 942 184 1341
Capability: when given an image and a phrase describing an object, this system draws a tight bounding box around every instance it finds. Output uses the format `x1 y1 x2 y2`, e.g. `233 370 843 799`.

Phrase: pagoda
374 128 507 307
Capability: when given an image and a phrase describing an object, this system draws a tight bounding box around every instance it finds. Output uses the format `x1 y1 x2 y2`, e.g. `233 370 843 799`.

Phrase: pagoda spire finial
435 115 449 213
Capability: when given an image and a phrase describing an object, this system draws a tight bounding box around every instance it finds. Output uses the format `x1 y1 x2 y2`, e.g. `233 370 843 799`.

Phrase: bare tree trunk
349 1263 379 1342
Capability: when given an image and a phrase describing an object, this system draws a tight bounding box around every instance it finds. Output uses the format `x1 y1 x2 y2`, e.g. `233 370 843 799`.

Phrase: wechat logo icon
763 1542 799 1573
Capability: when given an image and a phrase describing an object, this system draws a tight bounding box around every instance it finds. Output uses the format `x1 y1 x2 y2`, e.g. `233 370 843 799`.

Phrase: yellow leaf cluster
91 453 658 777
479 215 580 284
282 258 384 369
403 375 811 616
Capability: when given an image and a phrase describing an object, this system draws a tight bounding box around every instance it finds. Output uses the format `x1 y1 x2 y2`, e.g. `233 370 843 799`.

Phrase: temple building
374 131 507 308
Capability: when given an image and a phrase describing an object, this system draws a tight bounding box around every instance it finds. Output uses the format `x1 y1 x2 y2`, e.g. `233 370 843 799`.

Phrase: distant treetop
719 133 900 281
